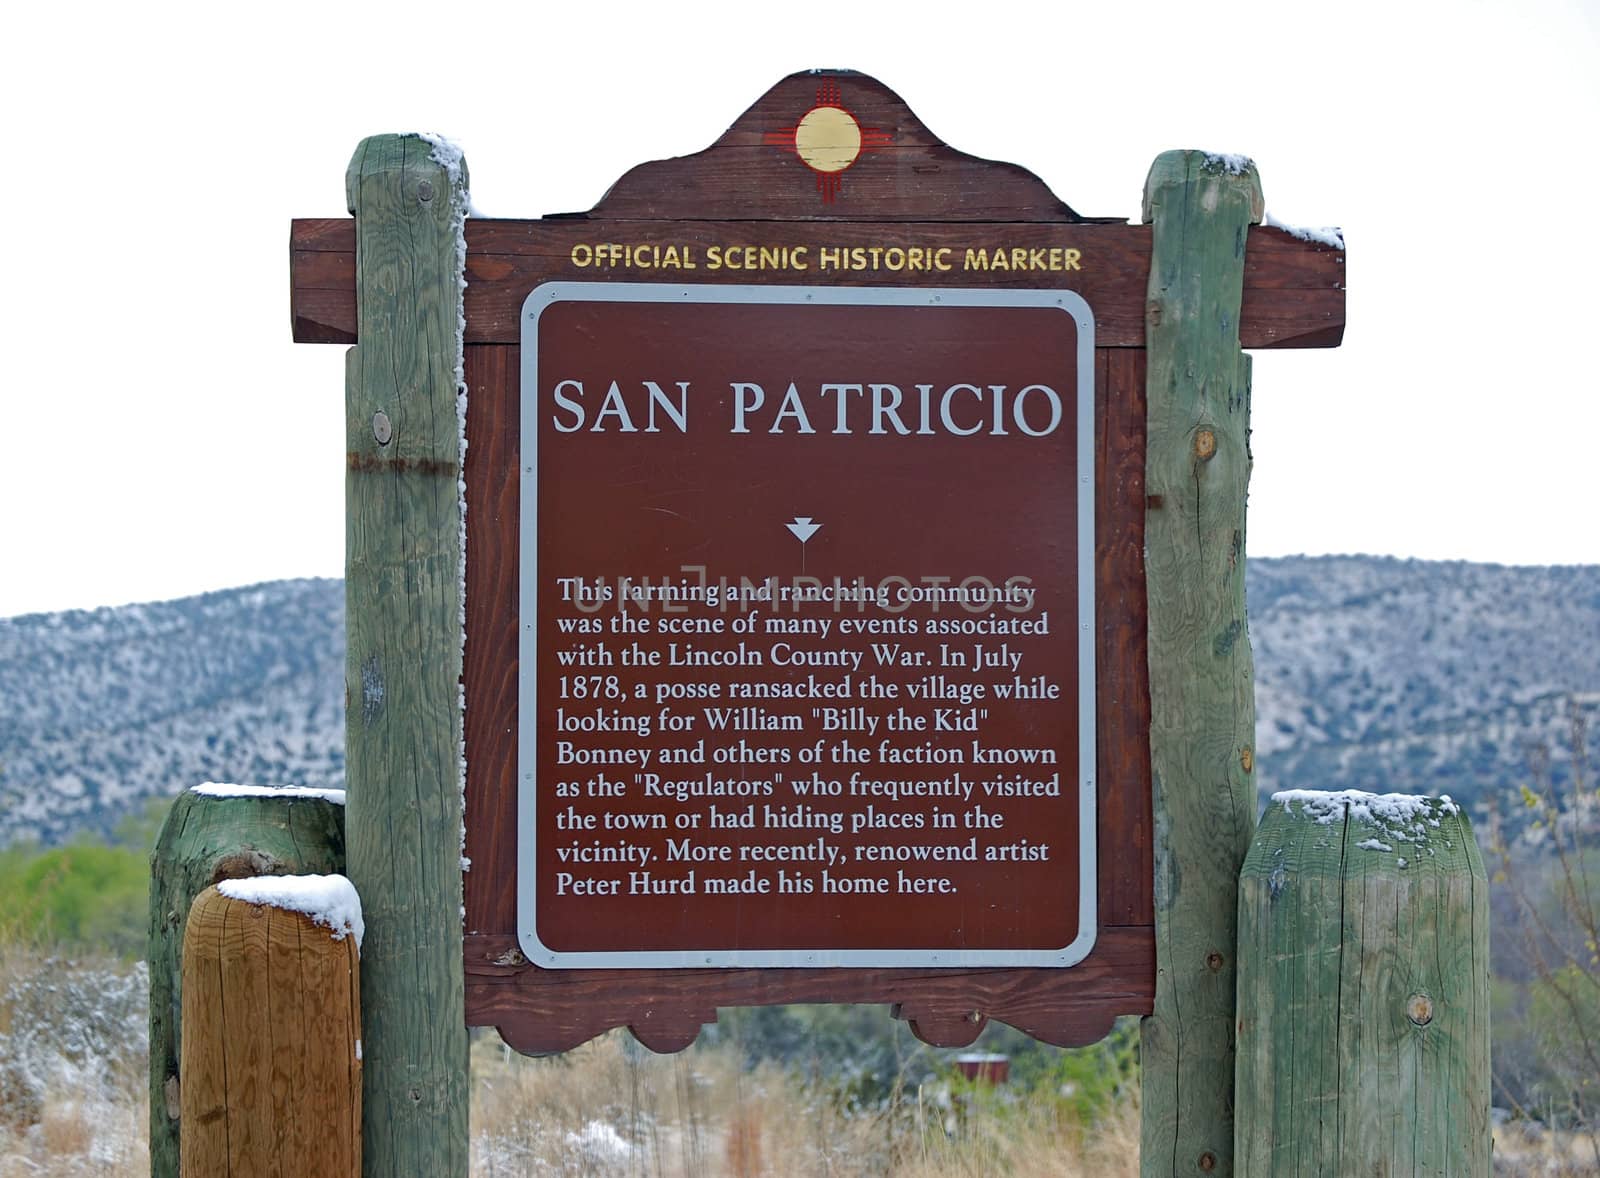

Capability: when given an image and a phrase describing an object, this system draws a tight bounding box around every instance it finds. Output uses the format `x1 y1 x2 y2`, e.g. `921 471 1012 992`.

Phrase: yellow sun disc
794 106 862 173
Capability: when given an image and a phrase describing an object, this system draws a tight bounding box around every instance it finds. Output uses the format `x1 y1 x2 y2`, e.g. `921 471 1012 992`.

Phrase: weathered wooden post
1235 791 1491 1173
1140 151 1263 1175
180 878 363 1177
343 132 470 1176
148 783 346 1178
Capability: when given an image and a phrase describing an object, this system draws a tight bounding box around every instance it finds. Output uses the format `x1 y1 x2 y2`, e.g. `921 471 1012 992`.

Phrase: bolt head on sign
518 282 1098 969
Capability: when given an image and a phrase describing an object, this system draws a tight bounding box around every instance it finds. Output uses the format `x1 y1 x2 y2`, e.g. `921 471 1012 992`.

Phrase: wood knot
1407 993 1434 1026
210 849 283 885
1194 428 1217 461
1199 1152 1217 1172
1240 746 1254 773
967 1009 983 1024
1205 951 1224 973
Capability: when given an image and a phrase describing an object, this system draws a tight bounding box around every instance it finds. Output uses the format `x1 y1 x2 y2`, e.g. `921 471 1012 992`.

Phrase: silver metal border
518 282 1097 970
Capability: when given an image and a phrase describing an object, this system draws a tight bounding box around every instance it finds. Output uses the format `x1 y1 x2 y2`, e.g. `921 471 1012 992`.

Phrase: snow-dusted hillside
0 581 343 845
1251 557 1599 808
0 560 1595 846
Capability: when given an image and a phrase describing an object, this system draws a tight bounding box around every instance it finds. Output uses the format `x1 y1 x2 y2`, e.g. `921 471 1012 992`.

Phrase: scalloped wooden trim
466 929 1152 1054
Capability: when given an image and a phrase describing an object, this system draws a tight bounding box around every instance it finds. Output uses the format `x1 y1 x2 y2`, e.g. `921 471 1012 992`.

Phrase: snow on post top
417 131 466 187
1203 151 1255 176
216 873 365 952
191 782 346 805
1273 788 1459 827
1272 789 1463 867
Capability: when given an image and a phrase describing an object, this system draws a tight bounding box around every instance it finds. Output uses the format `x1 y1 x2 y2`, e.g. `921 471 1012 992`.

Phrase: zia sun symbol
763 80 892 203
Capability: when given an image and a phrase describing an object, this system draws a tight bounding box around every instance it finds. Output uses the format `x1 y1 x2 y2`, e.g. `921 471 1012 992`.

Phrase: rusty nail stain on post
1194 427 1217 460
372 411 392 446
1206 951 1224 972
1199 1152 1217 1172
1241 745 1254 773
1407 993 1434 1026
417 180 434 202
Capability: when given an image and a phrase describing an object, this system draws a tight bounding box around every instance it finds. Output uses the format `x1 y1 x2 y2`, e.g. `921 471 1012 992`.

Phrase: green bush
0 838 149 958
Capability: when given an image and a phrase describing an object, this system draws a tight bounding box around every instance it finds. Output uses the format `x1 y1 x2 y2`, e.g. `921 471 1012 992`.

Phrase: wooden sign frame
289 71 1345 1055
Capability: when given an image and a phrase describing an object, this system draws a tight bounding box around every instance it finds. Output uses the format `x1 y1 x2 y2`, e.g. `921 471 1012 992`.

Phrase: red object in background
954 1053 1011 1084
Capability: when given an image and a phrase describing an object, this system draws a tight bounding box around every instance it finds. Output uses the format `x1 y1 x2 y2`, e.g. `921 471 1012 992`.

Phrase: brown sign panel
521 284 1096 968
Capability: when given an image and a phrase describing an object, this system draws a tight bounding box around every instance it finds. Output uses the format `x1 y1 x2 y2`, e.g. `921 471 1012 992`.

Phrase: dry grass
892 1096 1141 1178
2 938 1141 1176
469 1027 1140 1177
1493 1120 1600 1177
2 940 1593 1175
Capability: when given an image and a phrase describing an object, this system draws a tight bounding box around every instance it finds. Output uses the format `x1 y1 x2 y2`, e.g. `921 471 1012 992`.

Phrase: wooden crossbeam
290 217 1344 351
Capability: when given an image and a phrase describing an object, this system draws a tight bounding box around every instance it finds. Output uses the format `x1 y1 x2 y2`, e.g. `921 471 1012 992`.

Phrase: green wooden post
344 133 470 1177
148 785 346 1178
1236 792 1491 1174
1140 150 1263 1177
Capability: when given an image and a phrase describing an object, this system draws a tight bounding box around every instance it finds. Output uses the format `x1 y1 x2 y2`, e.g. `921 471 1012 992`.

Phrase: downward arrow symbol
786 516 821 543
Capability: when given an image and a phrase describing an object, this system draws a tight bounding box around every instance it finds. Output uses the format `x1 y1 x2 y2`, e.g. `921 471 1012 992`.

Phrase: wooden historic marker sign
522 284 1096 968
289 70 1345 1053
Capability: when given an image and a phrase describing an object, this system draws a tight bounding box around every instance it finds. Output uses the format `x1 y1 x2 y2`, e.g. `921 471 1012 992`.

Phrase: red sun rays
764 80 892 203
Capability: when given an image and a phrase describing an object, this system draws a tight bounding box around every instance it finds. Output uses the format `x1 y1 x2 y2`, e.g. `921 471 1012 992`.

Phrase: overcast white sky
1 0 1595 618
